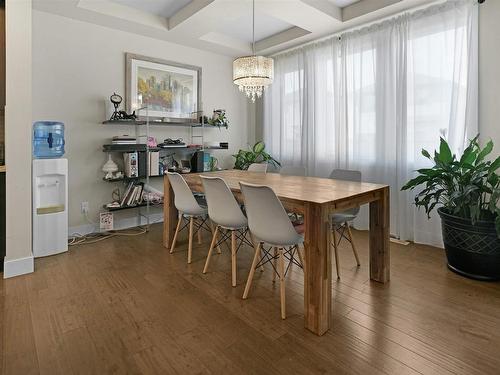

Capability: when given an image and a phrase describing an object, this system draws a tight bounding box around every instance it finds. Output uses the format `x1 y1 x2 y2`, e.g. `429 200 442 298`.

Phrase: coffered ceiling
33 0 434 56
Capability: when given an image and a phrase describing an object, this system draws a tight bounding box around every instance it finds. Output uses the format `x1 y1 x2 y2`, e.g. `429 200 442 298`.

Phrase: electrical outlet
81 201 89 214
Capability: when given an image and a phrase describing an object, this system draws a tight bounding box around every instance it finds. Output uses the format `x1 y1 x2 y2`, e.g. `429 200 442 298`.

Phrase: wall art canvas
126 53 201 120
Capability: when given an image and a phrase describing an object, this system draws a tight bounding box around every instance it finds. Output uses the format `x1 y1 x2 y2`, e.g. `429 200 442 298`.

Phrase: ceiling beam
342 0 402 21
168 0 215 30
77 0 167 30
299 0 342 22
199 31 250 53
256 26 310 53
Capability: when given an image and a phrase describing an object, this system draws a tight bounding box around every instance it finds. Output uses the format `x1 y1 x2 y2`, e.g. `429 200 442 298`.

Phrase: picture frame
125 53 202 120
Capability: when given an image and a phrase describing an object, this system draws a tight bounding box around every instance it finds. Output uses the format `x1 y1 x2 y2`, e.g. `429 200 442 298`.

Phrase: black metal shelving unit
103 202 163 212
101 114 228 222
103 175 164 183
102 120 220 128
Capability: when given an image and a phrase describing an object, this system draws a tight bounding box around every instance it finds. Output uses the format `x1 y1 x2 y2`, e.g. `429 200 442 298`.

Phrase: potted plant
233 141 281 170
207 109 229 129
402 136 500 280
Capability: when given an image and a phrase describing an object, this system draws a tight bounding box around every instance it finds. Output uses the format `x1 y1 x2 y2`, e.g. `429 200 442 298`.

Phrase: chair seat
182 207 208 217
217 217 248 231
330 212 357 223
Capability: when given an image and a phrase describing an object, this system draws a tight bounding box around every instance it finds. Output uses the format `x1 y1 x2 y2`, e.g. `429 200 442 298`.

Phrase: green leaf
401 175 429 191
421 149 431 159
439 137 453 164
460 148 477 166
490 156 500 173
416 168 441 177
253 141 265 154
476 140 493 164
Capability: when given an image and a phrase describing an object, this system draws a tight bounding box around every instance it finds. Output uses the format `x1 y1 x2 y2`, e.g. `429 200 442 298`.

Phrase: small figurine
109 92 137 121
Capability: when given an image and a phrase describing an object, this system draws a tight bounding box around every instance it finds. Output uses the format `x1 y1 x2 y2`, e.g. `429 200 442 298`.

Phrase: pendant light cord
252 0 255 56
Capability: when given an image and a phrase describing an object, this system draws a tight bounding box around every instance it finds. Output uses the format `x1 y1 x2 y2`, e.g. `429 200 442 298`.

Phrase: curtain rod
269 0 483 58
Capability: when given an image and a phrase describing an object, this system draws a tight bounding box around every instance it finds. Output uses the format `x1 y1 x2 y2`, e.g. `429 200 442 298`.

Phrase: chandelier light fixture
233 0 274 102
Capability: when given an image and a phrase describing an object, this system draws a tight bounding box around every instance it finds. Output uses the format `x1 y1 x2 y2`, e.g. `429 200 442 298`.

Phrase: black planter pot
438 207 500 281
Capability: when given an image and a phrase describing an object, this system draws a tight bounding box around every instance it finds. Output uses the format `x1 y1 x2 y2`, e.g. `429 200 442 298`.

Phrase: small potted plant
402 136 499 280
233 141 281 170
208 109 229 129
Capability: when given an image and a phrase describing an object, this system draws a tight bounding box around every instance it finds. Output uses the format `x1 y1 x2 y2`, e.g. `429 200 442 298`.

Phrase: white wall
32 10 251 231
479 0 500 151
4 0 34 277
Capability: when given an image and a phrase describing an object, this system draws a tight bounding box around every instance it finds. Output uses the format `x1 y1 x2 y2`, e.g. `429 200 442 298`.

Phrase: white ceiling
110 0 193 18
213 9 293 44
33 0 435 57
330 0 360 7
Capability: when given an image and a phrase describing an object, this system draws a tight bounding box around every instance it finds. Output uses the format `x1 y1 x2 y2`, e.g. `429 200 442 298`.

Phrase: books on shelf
112 135 137 145
120 181 144 208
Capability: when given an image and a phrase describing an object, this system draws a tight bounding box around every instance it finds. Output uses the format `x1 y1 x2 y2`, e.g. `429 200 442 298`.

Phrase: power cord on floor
68 226 149 247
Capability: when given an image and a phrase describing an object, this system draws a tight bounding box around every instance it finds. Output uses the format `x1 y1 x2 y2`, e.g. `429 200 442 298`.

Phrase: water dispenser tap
47 132 53 148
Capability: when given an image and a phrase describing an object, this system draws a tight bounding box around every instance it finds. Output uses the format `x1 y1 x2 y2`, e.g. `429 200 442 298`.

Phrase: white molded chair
280 165 306 176
329 169 362 278
247 163 268 173
167 172 210 264
201 176 253 287
240 182 305 319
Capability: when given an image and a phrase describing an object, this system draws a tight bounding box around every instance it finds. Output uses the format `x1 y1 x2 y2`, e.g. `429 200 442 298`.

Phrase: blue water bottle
33 121 65 158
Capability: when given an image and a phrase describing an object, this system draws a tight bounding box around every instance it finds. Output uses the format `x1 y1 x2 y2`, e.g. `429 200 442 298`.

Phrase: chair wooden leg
203 225 219 274
197 218 203 244
345 222 361 266
211 221 222 254
188 217 194 264
170 215 182 254
243 242 262 299
331 225 340 279
231 230 237 287
278 247 286 320
272 247 278 283
250 233 264 272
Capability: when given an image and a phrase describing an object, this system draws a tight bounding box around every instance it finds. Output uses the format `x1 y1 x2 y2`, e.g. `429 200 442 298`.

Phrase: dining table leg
369 186 390 283
163 175 178 249
303 202 331 336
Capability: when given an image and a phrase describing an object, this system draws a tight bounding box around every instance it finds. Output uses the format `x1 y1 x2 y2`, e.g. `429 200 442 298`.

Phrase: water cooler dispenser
32 121 68 257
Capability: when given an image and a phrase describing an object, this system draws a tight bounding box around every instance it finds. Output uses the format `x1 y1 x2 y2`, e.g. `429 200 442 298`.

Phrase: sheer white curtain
263 0 478 247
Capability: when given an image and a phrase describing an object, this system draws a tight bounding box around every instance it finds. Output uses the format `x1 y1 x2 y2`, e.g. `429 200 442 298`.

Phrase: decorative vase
438 207 500 280
102 154 118 179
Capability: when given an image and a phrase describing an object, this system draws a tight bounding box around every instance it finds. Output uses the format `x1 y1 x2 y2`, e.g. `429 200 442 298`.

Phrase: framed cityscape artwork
125 53 201 120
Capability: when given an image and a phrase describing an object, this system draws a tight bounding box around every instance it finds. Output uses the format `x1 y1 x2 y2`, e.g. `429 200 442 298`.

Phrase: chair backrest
247 163 268 173
167 172 203 214
240 182 301 246
280 166 306 176
329 169 362 216
201 176 247 229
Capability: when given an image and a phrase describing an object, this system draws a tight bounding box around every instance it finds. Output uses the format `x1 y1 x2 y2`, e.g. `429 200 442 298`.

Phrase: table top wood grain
182 169 388 205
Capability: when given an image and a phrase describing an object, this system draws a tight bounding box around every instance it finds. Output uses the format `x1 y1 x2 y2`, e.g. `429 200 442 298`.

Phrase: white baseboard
68 212 164 238
3 255 34 279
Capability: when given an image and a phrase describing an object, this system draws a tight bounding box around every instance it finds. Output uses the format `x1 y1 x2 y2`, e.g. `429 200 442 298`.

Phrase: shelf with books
102 144 203 152
102 175 163 183
102 120 220 128
103 201 163 212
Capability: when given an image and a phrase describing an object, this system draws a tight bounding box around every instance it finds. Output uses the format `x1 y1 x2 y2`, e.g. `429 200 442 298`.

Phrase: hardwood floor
2 223 500 374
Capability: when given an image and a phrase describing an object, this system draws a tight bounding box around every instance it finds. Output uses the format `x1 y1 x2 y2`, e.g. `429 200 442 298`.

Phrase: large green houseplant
402 136 500 280
233 141 281 170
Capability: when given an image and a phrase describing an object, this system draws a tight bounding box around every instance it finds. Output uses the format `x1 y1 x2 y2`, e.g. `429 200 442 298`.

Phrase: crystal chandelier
233 0 274 102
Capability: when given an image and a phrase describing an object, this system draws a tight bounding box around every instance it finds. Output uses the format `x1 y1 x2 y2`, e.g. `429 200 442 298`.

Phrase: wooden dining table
163 169 390 336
